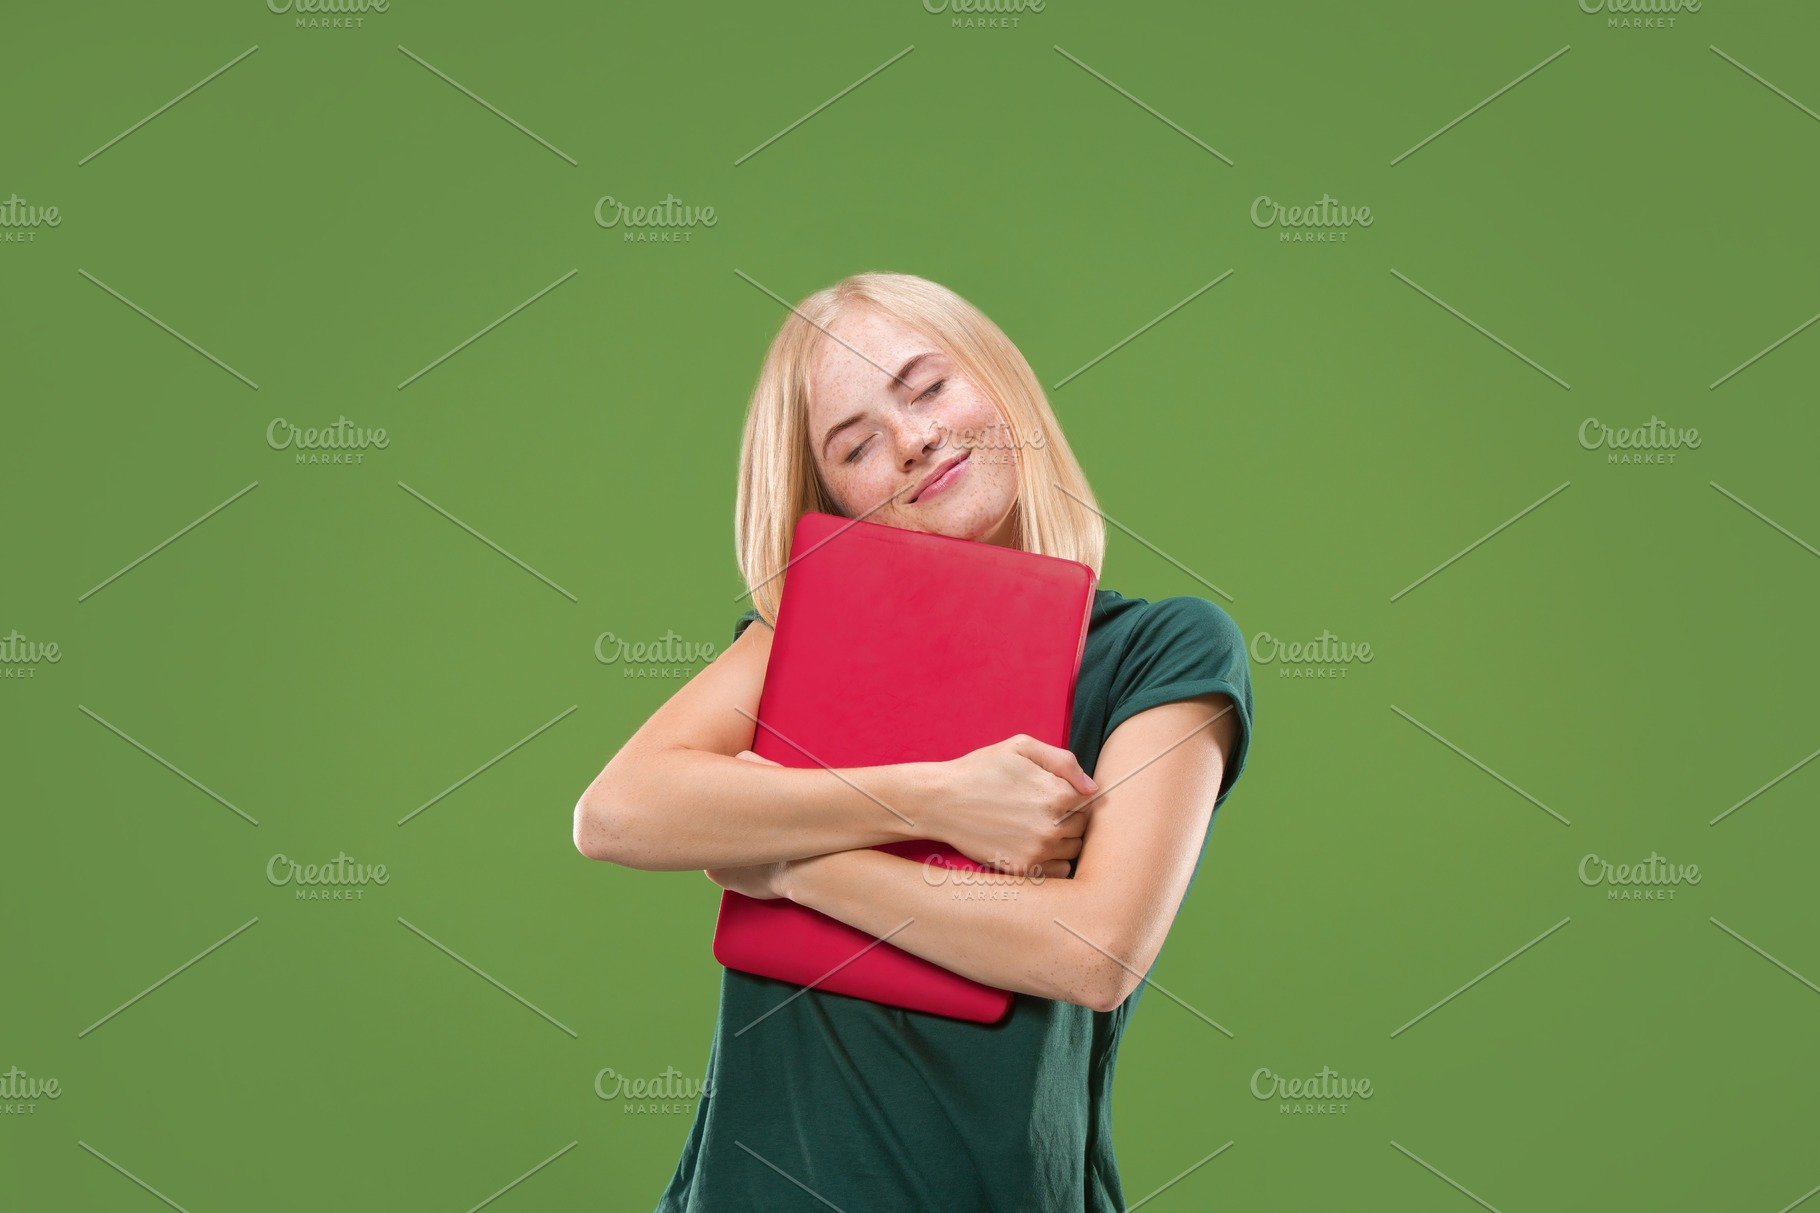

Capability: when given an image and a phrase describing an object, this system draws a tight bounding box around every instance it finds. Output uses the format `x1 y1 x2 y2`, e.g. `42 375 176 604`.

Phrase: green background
5 0 1818 1209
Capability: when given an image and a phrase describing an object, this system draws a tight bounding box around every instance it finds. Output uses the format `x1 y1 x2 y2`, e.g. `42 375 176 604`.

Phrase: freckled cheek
948 461 1008 515
977 455 1020 511
822 463 897 515
813 461 854 510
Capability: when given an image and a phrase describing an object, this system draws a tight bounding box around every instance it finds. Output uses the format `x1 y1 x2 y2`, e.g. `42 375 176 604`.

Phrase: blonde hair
735 271 1105 625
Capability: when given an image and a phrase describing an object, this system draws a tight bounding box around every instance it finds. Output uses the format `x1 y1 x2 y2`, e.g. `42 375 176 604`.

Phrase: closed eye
841 381 943 464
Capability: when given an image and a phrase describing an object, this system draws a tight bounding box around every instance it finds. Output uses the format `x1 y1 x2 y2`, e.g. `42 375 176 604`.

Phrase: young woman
573 272 1255 1212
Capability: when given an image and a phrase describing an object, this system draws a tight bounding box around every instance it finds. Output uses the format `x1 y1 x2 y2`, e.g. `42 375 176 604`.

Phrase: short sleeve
1105 596 1254 806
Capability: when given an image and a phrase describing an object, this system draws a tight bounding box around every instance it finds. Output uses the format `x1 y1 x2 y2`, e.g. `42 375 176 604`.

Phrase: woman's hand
703 751 794 899
916 734 1098 877
702 741 1098 889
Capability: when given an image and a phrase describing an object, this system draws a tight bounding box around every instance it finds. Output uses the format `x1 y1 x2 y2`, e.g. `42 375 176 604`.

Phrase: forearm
574 749 927 871
781 849 1127 1011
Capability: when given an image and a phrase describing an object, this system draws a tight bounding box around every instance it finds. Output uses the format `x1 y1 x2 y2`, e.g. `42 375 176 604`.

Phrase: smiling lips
910 453 970 504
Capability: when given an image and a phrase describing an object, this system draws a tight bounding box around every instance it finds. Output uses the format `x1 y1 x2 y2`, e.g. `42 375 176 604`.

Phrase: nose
892 413 943 470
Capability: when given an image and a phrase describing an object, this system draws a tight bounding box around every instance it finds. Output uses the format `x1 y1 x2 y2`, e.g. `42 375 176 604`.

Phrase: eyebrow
818 351 937 457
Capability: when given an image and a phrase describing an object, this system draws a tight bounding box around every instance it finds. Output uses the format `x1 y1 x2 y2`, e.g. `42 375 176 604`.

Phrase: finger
734 749 783 766
1009 736 1097 795
1034 859 1072 879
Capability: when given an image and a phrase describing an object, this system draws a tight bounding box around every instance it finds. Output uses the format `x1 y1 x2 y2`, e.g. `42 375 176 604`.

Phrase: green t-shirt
655 588 1255 1212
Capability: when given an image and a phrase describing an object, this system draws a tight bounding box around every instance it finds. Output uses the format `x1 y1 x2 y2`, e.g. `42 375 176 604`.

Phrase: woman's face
804 305 1020 545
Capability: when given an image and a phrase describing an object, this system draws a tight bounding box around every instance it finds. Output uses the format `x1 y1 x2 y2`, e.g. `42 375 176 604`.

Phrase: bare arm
574 619 914 869
749 694 1238 1011
572 618 1098 872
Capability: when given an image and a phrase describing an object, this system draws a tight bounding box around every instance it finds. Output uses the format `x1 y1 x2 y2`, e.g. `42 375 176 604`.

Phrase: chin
912 497 1016 545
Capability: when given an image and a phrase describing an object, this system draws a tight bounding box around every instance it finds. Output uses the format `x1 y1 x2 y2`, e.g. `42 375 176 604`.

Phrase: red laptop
711 511 1097 1023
